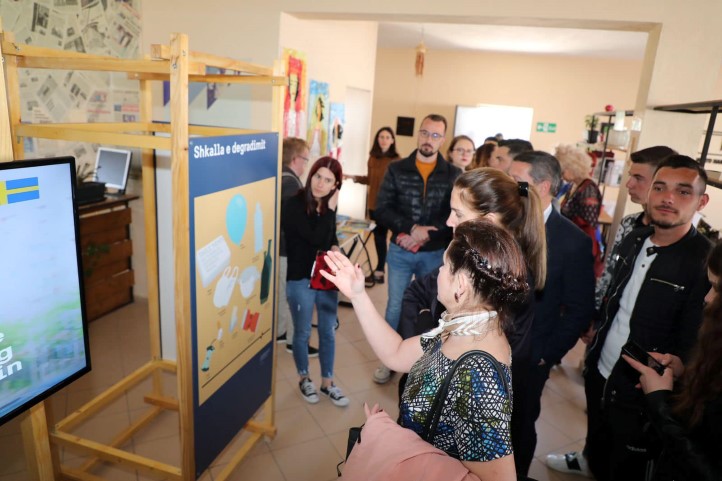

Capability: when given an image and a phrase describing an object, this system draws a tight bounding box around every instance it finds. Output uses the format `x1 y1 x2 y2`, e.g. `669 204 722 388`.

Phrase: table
336 216 375 305
337 216 376 278
598 208 613 241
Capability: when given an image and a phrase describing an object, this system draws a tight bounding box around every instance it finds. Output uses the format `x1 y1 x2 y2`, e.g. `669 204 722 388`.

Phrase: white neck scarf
422 310 498 338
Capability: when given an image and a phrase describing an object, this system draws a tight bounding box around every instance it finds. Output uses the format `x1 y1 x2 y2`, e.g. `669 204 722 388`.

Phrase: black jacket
281 194 337 281
532 209 595 365
374 151 460 252
279 166 303 257
645 390 722 481
586 225 711 406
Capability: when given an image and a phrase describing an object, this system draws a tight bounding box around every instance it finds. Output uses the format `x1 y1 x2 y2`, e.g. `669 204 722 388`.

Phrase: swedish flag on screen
0 177 39 205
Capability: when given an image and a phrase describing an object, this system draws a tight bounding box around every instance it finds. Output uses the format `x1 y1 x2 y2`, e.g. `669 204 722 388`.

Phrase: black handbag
338 350 508 475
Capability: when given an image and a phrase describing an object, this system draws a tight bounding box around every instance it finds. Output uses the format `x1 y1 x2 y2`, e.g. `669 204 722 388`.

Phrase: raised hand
320 250 366 300
622 354 674 394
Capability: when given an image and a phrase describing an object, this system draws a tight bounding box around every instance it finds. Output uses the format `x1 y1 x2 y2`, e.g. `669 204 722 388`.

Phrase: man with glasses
277 137 318 357
373 114 460 383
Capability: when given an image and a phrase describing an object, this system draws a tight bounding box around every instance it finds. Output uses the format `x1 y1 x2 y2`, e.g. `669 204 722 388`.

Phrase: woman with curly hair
555 144 604 277
324 218 529 480
624 241 722 480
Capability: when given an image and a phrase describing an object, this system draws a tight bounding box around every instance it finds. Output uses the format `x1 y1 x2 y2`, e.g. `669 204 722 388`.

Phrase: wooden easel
0 23 285 481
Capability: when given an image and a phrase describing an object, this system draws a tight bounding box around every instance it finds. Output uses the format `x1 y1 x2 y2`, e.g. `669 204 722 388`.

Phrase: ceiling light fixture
415 26 426 77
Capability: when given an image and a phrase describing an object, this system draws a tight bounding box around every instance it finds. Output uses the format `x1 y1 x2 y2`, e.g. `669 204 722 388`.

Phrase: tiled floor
0 283 590 481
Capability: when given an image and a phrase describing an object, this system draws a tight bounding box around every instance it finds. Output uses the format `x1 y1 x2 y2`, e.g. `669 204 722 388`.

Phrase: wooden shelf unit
653 99 722 166
0 27 285 481
78 195 139 321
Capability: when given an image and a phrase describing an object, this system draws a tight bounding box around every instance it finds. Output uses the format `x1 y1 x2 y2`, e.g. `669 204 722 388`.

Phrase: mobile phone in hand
622 340 666 376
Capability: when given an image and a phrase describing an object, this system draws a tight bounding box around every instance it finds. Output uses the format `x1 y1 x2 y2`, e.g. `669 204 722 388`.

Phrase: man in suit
508 151 596 476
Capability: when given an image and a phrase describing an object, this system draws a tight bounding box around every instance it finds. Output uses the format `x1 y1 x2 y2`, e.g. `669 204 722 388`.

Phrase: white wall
372 48 642 156
141 0 722 287
278 15 378 218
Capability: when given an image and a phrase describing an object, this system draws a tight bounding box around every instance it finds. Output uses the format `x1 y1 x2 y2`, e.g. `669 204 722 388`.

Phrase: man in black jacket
373 113 460 383
509 151 596 476
548 155 711 480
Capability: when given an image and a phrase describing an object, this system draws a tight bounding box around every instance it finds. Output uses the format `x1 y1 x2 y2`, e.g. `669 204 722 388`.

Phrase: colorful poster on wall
307 80 330 158
189 133 278 476
328 102 345 161
282 48 308 139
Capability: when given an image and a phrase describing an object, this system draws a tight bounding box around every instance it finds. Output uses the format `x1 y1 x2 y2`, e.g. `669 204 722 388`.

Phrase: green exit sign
536 122 557 133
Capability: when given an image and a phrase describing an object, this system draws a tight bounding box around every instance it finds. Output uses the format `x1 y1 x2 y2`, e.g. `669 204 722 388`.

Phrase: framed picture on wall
396 116 415 137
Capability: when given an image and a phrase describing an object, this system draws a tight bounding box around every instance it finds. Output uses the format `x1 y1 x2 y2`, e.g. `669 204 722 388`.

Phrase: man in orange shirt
373 114 460 383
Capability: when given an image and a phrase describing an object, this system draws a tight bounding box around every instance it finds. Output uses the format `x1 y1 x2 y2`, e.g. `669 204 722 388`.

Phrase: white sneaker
546 451 592 477
299 378 319 404
373 365 391 384
320 384 349 407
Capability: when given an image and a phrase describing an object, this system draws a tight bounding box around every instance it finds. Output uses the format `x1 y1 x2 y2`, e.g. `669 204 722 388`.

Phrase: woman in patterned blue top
323 218 529 480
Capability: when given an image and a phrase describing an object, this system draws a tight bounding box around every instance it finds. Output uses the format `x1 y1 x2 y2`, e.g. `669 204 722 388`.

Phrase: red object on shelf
605 104 614 112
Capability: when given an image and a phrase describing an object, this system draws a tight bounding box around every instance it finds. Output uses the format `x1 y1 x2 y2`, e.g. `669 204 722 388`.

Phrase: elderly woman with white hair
555 144 604 277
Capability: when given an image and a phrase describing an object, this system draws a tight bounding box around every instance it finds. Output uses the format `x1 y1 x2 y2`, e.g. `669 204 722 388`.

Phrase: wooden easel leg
20 402 59 481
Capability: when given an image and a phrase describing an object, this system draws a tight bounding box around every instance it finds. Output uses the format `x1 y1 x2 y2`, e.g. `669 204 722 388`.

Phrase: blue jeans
385 243 444 331
286 279 338 379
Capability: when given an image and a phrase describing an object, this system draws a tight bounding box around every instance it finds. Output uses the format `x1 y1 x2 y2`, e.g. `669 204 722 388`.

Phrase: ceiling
377 22 648 60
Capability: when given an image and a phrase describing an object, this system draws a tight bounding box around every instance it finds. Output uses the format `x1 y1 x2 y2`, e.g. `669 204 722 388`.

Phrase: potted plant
585 115 599 144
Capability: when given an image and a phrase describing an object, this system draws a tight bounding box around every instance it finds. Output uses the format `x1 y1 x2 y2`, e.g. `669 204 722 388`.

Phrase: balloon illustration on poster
226 194 247 245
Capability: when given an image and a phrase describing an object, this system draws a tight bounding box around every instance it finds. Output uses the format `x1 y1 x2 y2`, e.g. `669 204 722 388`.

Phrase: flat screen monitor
0 157 91 426
94 147 132 193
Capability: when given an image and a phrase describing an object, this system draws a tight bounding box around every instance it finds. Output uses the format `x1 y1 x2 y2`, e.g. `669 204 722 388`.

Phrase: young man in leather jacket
548 155 711 480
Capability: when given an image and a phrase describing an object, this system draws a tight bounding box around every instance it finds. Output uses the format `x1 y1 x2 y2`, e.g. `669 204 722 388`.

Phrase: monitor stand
105 188 126 198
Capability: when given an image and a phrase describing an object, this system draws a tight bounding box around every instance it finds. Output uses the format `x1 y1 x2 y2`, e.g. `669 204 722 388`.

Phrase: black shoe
276 332 287 343
286 344 319 358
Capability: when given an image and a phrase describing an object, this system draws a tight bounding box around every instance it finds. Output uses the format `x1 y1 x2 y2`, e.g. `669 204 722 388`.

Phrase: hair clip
467 248 491 271
518 181 529 198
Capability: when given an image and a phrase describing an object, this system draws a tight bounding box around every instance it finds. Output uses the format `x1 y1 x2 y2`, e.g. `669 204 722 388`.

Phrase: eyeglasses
297 155 310 164
453 148 474 155
419 130 444 140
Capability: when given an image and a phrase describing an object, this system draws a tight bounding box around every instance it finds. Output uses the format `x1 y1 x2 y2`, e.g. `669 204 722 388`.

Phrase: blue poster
189 133 278 477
